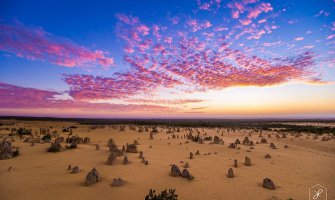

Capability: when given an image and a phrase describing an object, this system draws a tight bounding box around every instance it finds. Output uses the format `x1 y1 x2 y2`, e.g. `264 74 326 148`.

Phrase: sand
0 120 334 200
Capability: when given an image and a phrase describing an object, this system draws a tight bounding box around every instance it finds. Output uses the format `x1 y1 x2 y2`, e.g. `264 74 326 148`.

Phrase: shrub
42 134 52 141
16 128 32 136
145 189 178 200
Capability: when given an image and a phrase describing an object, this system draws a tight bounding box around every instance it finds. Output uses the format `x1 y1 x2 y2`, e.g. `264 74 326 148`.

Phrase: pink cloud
232 10 240 19
126 99 205 104
247 2 273 19
0 23 114 68
239 18 252 25
115 14 139 25
295 37 304 41
136 25 150 36
258 19 267 23
109 13 322 101
0 82 175 112
326 34 335 40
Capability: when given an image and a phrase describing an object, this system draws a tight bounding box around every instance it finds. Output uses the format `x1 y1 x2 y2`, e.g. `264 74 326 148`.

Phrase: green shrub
145 189 178 200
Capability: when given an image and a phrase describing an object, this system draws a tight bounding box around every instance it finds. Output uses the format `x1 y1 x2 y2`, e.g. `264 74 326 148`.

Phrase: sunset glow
0 0 334 118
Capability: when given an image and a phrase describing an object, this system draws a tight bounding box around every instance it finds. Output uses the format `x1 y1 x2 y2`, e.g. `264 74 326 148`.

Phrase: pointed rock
263 178 276 190
181 169 194 180
85 168 102 186
227 168 234 178
123 156 129 165
170 164 181 177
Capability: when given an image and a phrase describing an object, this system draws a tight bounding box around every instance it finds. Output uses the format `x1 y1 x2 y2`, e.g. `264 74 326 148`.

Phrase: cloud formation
0 82 176 112
0 23 114 68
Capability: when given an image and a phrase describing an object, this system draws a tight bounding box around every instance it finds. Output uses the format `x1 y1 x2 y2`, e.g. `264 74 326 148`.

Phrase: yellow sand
0 120 334 200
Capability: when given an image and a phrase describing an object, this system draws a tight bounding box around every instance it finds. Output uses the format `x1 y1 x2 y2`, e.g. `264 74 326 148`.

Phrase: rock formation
227 168 234 178
229 143 236 148
270 142 277 149
123 156 129 165
47 141 61 152
83 137 90 144
245 156 251 166
126 144 138 153
107 152 117 165
234 159 238 168
170 164 181 177
189 152 194 159
0 141 13 159
85 168 102 186
263 178 275 190
111 178 126 187
71 166 80 174
181 169 194 180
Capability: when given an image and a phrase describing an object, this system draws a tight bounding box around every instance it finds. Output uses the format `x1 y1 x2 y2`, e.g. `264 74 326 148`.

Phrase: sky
0 0 334 118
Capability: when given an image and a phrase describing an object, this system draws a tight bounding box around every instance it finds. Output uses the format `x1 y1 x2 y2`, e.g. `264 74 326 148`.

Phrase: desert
0 118 334 200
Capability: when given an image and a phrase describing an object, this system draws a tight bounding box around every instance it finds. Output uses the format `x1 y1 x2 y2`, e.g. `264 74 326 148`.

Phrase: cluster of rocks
138 151 148 165
211 136 224 144
170 164 194 180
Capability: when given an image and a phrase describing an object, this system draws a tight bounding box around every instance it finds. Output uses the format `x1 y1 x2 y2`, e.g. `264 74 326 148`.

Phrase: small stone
265 154 271 159
245 156 251 166
261 138 267 143
229 143 236 148
126 144 138 153
189 152 194 159
145 160 149 165
195 150 200 155
183 162 190 168
111 178 126 187
123 156 129 165
83 137 90 144
71 166 80 174
263 178 276 190
270 143 277 149
67 165 72 170
234 159 238 168
139 151 143 159
227 168 234 178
